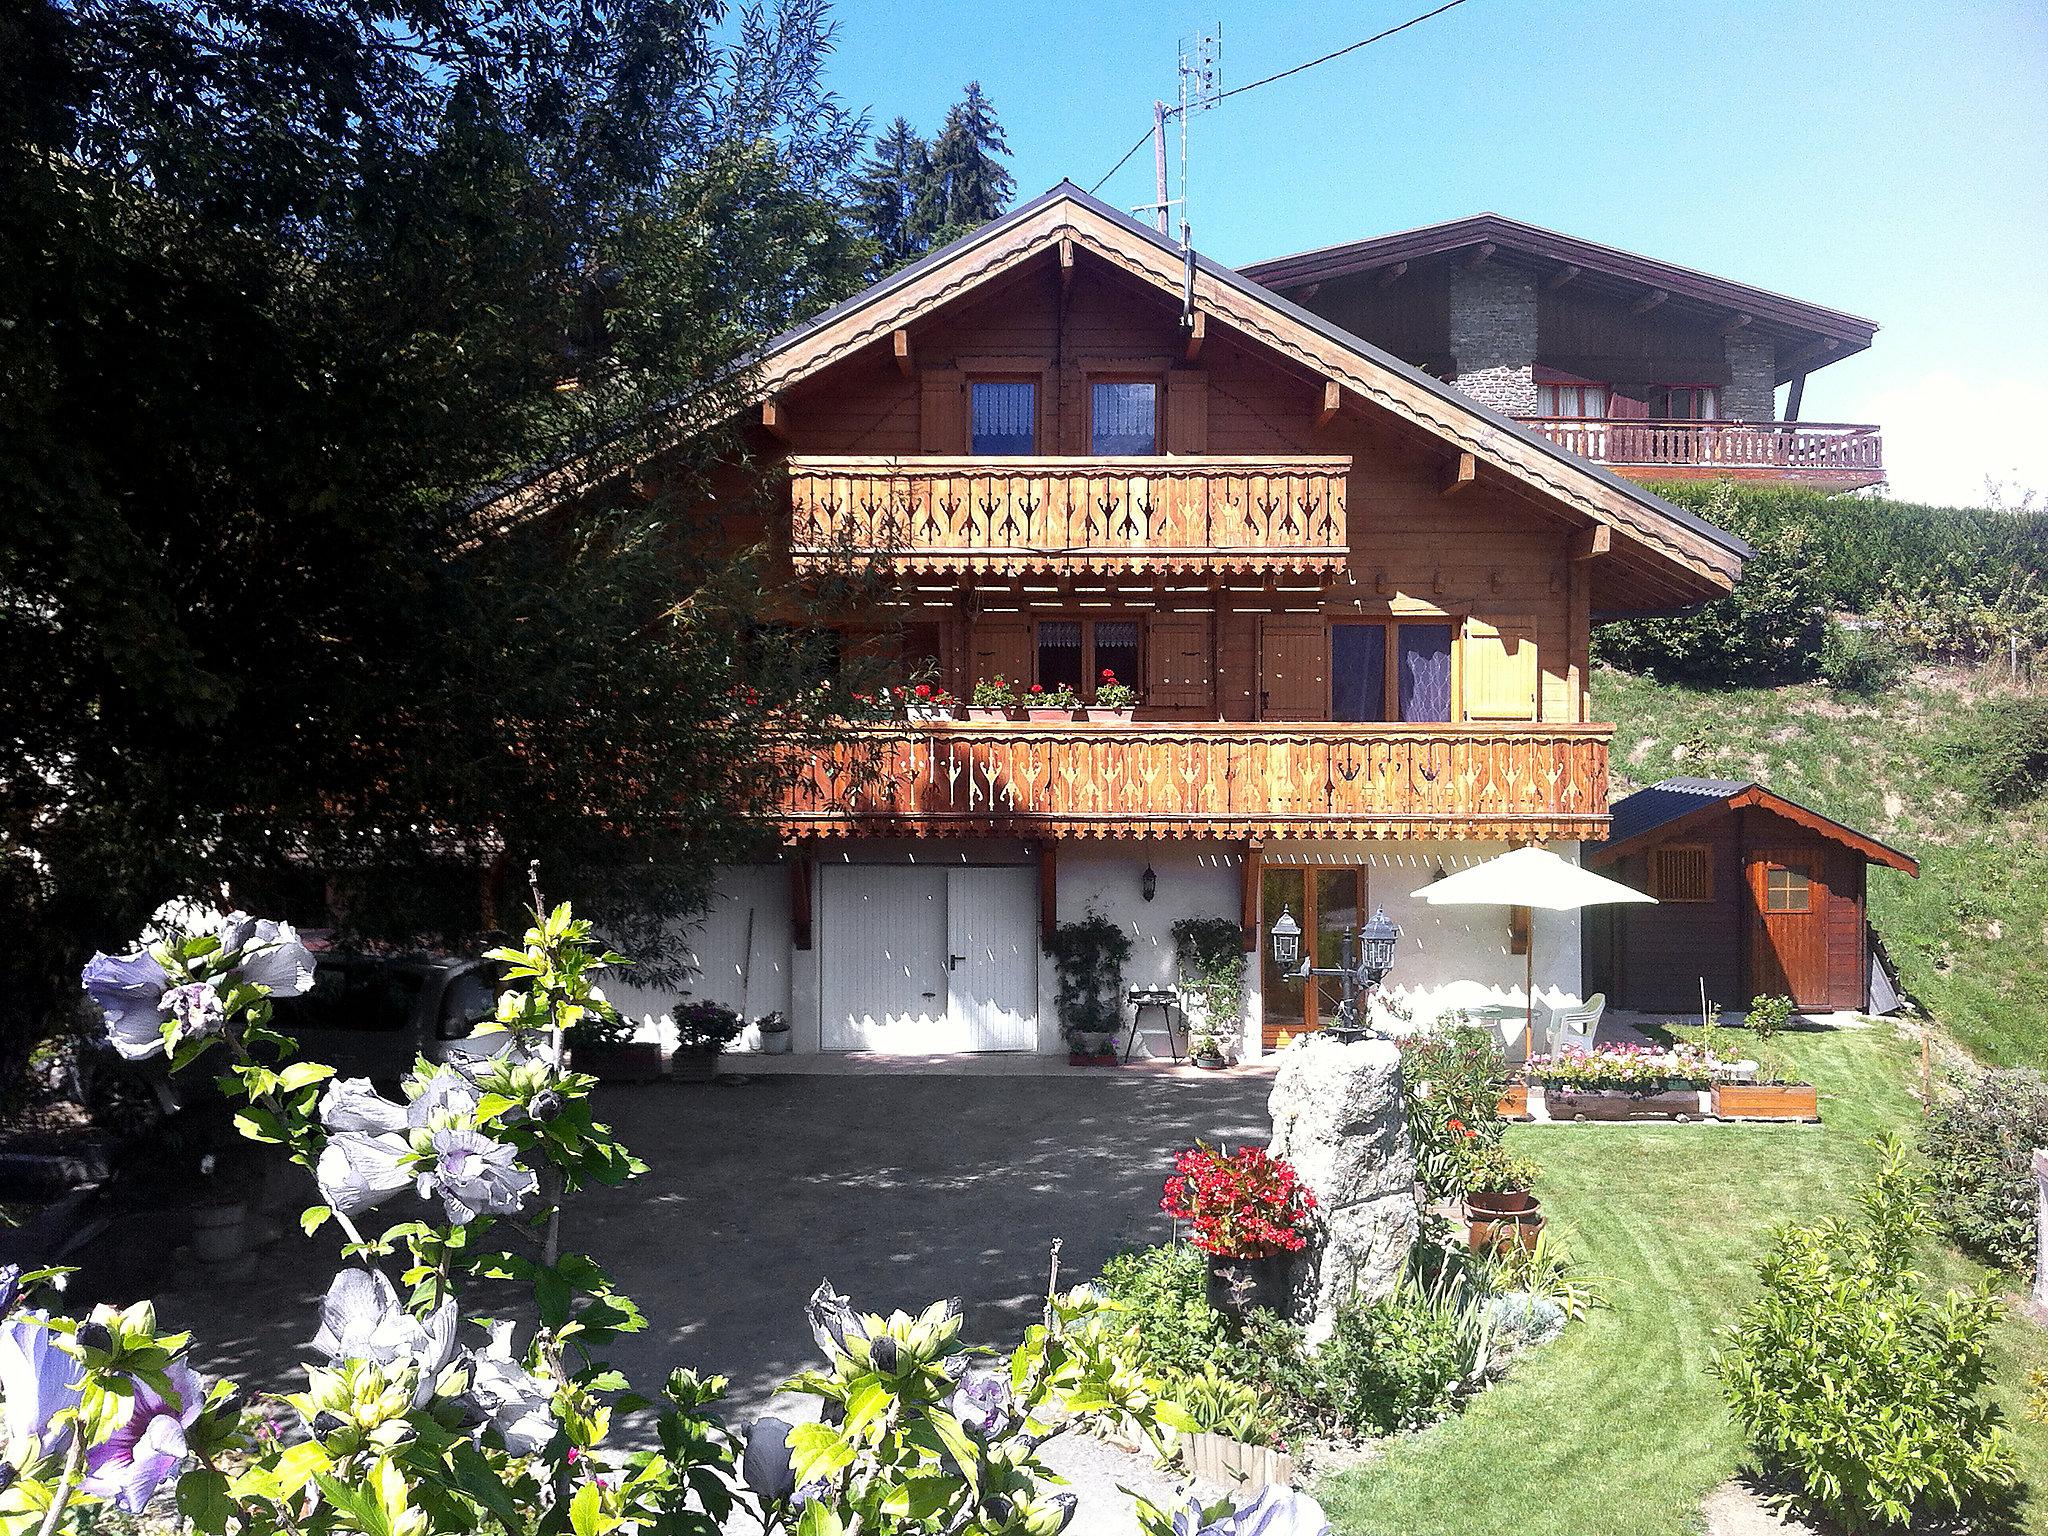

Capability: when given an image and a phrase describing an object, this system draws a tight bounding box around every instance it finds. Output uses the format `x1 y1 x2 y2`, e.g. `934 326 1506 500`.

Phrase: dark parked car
268 950 505 1084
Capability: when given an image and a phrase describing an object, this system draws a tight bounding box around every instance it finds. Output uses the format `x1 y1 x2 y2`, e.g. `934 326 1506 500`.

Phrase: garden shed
1583 777 1918 1013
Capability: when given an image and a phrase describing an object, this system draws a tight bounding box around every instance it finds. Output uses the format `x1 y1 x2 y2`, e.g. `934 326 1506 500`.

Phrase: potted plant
1044 909 1130 1064
672 998 745 1083
1160 1143 1317 1321
904 682 957 722
1712 994 1820 1121
755 1010 792 1055
1398 1021 1514 1199
1172 916 1243 1069
1085 668 1138 723
1022 681 1080 721
567 1005 663 1081
1530 1044 1702 1121
1462 1143 1546 1253
968 675 1018 721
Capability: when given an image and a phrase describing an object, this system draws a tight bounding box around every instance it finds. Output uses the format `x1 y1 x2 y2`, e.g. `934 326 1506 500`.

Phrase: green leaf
178 1467 236 1532
568 1480 607 1536
301 1205 332 1236
277 1061 335 1091
924 1409 980 1496
234 1107 287 1145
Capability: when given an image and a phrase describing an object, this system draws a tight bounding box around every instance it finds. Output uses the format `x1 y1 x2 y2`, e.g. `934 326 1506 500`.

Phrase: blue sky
819 0 2048 506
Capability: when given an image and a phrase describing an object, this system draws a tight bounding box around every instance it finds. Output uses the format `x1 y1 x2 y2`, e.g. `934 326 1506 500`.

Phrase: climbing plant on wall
1044 908 1132 1041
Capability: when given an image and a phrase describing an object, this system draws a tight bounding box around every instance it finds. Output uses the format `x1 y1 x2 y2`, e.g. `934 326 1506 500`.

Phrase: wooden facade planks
787 456 1350 576
777 722 1611 841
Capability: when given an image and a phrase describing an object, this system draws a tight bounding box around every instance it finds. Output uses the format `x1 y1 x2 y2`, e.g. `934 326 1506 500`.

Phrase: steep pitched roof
1242 212 1876 383
1591 778 1918 876
481 184 1750 605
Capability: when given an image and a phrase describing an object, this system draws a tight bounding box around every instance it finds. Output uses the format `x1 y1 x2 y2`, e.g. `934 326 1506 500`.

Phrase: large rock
1267 1036 1418 1341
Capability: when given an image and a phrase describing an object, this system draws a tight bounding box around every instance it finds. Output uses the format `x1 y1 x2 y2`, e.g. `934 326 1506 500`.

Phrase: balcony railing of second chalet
1521 418 1883 483
786 456 1351 576
778 721 1613 842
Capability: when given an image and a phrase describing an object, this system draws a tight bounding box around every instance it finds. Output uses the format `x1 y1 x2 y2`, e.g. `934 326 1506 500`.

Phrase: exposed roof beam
1463 242 1496 272
1719 311 1753 337
1374 261 1408 290
1059 236 1075 293
1781 336 1842 373
1631 287 1669 316
892 329 913 377
761 397 792 441
1183 310 1206 362
1571 524 1612 561
1315 378 1341 430
1442 451 1477 497
1546 263 1581 292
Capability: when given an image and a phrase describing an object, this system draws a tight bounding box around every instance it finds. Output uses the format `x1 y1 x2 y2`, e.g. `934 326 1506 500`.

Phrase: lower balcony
778 722 1612 842
1521 418 1883 489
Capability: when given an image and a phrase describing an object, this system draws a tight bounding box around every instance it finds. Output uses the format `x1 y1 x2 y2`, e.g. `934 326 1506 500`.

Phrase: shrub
1165 1361 1281 1446
1398 1021 1512 1199
1712 1136 2018 1531
1939 696 2048 809
1042 907 1131 1039
1172 915 1247 1058
673 997 744 1051
1160 1144 1318 1258
1098 1242 1233 1378
1821 624 1907 696
1921 1068 2048 1271
1313 1270 1496 1436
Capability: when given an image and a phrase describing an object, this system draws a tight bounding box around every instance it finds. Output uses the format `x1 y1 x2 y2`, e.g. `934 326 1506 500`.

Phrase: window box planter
1497 1084 1529 1119
965 707 1013 722
1083 707 1135 724
1204 1253 1292 1322
1464 1190 1544 1253
670 1045 720 1084
1182 1431 1294 1494
906 706 956 723
1712 1081 1819 1121
1543 1086 1700 1122
1025 706 1078 722
571 1041 666 1082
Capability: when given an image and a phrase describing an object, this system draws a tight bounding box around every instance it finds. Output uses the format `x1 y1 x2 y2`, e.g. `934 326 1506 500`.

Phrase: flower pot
1204 1253 1292 1321
671 1047 719 1084
1182 1431 1294 1493
1067 1050 1119 1067
1025 707 1076 722
758 1027 793 1056
967 707 1010 722
906 707 955 723
187 1201 248 1264
1465 1194 1545 1255
1083 707 1135 723
1497 1084 1529 1119
1712 1081 1819 1122
1193 1049 1227 1070
1542 1086 1700 1122
571 1041 666 1081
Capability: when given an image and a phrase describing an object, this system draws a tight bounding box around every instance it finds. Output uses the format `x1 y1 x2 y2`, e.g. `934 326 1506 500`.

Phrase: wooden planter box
1182 1431 1294 1493
1067 1051 1119 1067
670 1047 720 1084
1713 1082 1820 1122
1497 1085 1529 1119
571 1042 666 1082
1543 1086 1701 1122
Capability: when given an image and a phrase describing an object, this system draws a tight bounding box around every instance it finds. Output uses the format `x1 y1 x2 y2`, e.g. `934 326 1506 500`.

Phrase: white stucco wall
604 864 793 1050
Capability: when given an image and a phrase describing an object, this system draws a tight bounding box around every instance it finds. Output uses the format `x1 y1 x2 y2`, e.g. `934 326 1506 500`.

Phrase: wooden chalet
1585 778 1918 1013
505 184 1755 1057
1244 214 1884 491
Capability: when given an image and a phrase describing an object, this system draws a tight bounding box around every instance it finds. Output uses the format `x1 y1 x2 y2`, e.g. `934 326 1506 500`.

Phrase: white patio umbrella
1411 846 1656 1053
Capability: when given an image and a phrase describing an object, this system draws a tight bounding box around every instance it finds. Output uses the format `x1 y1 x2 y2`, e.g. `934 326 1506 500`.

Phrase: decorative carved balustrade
787 456 1351 576
779 722 1611 841
1522 418 1883 488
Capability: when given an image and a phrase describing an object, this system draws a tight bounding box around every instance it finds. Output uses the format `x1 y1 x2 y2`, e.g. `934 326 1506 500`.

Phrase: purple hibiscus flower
219 914 316 998
314 1070 512 1223
81 1361 202 1514
80 950 173 1061
423 1128 536 1225
946 1366 1014 1438
310 1270 460 1408
466 1323 554 1455
1173 1488 1331 1536
0 1312 85 1458
162 982 226 1041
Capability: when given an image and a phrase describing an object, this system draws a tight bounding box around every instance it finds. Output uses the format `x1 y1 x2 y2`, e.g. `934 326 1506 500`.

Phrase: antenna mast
1139 25 1221 246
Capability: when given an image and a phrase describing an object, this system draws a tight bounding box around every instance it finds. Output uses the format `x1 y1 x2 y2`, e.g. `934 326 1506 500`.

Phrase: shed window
1091 381 1158 454
1649 845 1713 903
971 380 1036 454
1764 864 1811 913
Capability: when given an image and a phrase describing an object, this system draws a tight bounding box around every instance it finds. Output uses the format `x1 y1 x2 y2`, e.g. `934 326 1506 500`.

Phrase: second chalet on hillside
513 184 1786 1058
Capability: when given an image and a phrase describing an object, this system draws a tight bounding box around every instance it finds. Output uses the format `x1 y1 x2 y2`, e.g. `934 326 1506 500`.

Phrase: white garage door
820 865 1037 1052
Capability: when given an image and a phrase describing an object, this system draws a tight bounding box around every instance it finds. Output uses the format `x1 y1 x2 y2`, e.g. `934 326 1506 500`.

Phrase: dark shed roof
1593 778 1919 877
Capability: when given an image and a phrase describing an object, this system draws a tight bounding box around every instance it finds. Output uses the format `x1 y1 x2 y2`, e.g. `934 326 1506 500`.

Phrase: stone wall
1448 264 1538 416
1723 331 1778 421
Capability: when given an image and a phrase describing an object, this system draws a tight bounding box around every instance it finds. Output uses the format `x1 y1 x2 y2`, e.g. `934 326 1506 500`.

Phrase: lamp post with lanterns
1267 905 1403 1044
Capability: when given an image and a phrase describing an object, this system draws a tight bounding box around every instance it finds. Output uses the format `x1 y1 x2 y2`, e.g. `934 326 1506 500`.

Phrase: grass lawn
1317 1020 2048 1536
1595 665 2048 1073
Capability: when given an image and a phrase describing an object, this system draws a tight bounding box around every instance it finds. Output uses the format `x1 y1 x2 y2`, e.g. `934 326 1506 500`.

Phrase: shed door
945 868 1038 1051
1747 849 1828 1007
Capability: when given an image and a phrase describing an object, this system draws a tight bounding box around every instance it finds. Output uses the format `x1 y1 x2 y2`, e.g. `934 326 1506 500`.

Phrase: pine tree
852 117 930 273
923 81 1014 239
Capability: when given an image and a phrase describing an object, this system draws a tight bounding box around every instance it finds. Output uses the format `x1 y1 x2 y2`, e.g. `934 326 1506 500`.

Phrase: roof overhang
1588 782 1919 876
1243 213 1877 386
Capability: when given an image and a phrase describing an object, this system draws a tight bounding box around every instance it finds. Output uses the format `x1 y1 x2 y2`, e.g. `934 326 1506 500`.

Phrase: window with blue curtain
1091 381 1157 455
971 380 1036 454
1331 624 1388 722
1398 623 1453 722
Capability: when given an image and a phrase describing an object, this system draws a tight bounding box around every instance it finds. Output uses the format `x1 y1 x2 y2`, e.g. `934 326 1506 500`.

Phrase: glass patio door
1259 866 1367 1048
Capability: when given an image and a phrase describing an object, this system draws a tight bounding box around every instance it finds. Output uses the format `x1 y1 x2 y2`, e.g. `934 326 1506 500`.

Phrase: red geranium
1160 1143 1317 1258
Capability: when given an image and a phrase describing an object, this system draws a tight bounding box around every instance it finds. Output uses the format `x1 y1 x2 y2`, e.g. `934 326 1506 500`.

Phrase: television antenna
1135 26 1222 246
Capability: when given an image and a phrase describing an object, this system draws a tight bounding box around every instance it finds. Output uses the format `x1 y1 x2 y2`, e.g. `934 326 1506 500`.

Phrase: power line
1087 0 1475 196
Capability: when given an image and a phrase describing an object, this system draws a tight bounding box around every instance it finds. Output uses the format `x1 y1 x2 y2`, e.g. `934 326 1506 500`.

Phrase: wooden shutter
1257 617 1325 720
1463 619 1538 721
920 368 965 453
1146 613 1212 711
1164 371 1208 454
968 617 1032 691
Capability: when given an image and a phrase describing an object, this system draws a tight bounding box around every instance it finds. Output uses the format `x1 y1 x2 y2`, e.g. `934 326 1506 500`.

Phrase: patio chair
1546 993 1606 1055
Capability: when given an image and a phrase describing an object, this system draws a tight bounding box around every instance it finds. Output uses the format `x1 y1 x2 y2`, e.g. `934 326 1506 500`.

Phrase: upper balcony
1521 418 1883 490
787 455 1351 577
778 721 1612 843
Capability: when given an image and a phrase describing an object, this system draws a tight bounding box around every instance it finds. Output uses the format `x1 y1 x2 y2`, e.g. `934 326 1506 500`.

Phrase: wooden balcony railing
1521 418 1883 488
787 455 1351 576
778 722 1612 841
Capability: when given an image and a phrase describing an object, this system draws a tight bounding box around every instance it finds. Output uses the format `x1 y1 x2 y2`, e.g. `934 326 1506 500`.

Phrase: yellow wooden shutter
969 618 1032 692
1164 371 1208 454
1258 616 1325 720
1463 619 1539 720
920 368 965 453
1146 614 1212 710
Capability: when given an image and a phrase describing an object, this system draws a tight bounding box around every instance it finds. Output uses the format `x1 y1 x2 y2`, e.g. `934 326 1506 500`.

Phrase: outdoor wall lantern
1268 905 1301 968
1268 904 1402 1043
1141 864 1157 902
